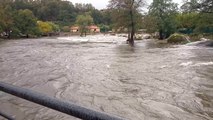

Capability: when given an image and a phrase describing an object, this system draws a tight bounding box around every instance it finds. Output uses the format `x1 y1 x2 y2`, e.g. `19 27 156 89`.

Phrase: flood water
0 35 213 120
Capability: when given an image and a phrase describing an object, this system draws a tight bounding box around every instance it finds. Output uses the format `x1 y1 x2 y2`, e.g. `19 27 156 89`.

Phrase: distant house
70 25 100 33
70 26 79 33
88 25 100 33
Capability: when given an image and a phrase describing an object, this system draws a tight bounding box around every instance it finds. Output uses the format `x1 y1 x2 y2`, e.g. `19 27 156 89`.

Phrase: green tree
37 21 53 35
99 24 110 33
195 13 213 34
76 14 94 36
90 9 104 25
181 0 198 13
0 5 14 38
181 0 213 34
62 26 70 32
108 0 145 46
13 9 40 37
48 22 60 32
176 12 199 34
142 15 158 34
149 0 178 39
196 0 213 13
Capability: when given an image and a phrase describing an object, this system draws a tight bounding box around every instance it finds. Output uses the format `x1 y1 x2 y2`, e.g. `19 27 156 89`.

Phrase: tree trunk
129 9 135 46
159 8 164 40
159 29 163 40
126 28 131 44
84 30 87 37
6 29 10 39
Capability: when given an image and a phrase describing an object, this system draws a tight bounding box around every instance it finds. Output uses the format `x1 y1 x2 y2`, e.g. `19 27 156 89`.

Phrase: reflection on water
0 35 213 120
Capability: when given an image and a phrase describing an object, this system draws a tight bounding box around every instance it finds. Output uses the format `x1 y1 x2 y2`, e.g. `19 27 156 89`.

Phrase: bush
167 33 190 44
62 26 70 32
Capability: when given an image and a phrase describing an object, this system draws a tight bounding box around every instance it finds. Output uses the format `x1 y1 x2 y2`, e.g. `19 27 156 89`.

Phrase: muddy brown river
0 35 213 120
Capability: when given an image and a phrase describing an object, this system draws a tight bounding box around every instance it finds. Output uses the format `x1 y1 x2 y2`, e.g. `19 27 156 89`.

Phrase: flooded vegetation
0 35 213 120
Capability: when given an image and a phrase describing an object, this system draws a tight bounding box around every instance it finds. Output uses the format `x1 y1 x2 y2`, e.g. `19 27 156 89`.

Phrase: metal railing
0 81 124 120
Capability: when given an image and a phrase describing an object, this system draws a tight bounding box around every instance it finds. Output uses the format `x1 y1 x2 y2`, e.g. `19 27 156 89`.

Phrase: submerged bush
167 33 190 44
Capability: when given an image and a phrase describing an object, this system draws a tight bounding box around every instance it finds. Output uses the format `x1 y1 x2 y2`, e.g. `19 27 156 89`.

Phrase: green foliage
13 9 40 36
99 24 110 33
195 13 213 33
167 33 189 44
62 26 70 32
181 0 198 13
181 0 213 13
37 21 52 34
0 0 211 40
90 9 104 25
48 22 60 32
76 14 94 36
0 5 14 36
176 12 199 34
178 0 213 34
108 0 144 45
142 15 158 33
149 0 178 39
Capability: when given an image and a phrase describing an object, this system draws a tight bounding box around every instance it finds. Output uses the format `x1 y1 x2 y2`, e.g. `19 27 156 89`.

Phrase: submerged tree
108 0 145 46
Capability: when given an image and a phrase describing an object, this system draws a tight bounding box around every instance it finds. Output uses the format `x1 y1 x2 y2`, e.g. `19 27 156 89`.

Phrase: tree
195 13 213 34
62 26 70 32
90 9 104 25
181 0 198 13
37 21 53 35
75 14 94 36
149 0 178 39
196 0 213 13
108 0 145 46
13 9 40 37
181 0 213 34
0 4 14 38
142 15 158 34
176 12 199 34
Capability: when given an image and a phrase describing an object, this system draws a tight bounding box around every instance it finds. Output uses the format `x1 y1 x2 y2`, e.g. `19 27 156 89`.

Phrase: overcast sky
69 0 183 10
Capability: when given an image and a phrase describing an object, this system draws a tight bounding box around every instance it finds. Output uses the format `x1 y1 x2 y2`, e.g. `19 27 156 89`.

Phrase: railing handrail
0 110 15 120
0 81 124 120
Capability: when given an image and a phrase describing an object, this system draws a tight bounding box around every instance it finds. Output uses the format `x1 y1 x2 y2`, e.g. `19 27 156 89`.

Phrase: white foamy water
57 34 125 44
180 61 213 67
180 62 193 66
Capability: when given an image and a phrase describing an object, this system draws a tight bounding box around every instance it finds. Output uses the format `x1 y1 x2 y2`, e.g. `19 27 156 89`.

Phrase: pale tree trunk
126 27 131 44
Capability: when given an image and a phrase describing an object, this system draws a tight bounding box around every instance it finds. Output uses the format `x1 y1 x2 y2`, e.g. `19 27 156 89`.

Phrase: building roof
71 25 99 30
71 26 79 30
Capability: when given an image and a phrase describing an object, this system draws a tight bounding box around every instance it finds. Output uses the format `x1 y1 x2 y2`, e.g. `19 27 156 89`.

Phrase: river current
0 35 213 120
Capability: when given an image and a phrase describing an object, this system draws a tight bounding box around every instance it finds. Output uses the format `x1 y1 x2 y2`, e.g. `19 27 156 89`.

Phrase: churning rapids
0 35 213 120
